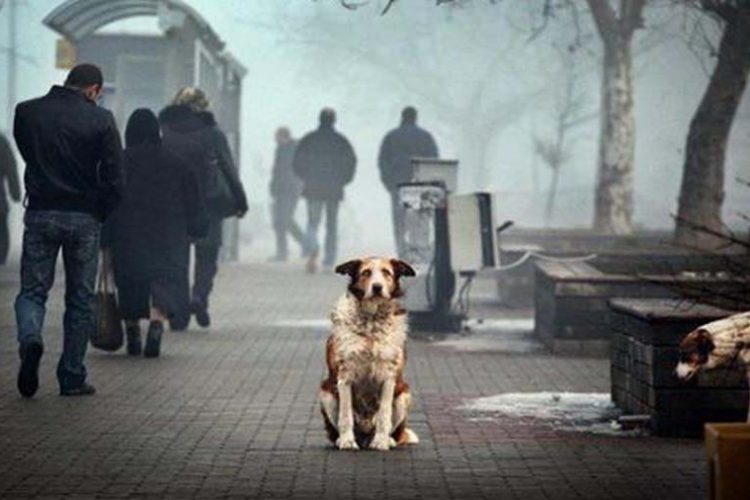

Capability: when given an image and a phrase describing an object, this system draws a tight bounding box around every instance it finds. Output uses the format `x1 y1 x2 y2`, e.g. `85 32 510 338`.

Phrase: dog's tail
400 428 419 445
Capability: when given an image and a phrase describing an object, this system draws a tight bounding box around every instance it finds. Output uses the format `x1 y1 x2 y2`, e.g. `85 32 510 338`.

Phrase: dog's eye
361 269 372 278
382 268 392 277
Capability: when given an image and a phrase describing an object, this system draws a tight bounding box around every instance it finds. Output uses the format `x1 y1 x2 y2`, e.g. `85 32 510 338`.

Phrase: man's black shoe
195 308 211 328
60 382 96 397
144 320 164 358
18 342 43 398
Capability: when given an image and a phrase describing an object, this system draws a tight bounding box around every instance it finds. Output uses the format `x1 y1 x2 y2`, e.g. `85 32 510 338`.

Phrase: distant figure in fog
106 109 207 358
13 63 122 397
0 131 21 265
293 108 356 272
269 127 305 262
159 87 248 330
378 107 439 257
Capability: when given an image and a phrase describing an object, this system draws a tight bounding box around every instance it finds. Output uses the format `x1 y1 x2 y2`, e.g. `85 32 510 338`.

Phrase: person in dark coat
0 131 21 265
108 109 207 357
378 106 439 257
269 126 305 262
159 87 248 329
13 64 122 398
293 108 356 272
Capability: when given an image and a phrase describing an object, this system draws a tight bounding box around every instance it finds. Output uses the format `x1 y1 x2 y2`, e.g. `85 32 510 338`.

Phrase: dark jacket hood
158 105 215 133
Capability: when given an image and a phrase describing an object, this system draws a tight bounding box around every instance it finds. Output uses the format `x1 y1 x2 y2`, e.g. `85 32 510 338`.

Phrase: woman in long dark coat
111 109 207 357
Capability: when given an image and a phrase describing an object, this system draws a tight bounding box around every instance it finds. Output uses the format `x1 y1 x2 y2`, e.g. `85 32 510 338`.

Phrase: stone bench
533 257 744 355
495 228 674 308
609 299 748 438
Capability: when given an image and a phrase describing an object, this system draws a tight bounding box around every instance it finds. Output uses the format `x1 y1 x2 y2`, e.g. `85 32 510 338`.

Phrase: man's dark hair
319 107 336 127
402 106 417 124
64 64 103 89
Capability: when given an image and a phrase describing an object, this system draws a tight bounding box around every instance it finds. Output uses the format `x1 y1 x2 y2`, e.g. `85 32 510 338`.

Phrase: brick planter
609 299 748 438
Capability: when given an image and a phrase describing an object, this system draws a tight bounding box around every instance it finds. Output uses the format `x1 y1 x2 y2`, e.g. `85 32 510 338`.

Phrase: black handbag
91 251 124 352
205 139 236 219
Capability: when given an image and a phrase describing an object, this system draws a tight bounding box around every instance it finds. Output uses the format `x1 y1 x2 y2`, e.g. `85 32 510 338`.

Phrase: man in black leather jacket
12 64 122 398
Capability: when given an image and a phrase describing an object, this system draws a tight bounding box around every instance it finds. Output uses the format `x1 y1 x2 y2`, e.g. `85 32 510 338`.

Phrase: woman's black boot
144 321 164 358
126 324 142 356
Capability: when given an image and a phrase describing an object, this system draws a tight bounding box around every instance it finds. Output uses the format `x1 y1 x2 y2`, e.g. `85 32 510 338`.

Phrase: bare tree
675 1 750 249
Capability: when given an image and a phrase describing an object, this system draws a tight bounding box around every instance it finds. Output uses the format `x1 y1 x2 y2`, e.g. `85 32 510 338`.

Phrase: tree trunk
593 40 635 234
544 165 561 227
675 13 750 248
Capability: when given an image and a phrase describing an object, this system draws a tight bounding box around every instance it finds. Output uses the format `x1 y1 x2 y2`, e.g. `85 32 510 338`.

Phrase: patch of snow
460 392 637 436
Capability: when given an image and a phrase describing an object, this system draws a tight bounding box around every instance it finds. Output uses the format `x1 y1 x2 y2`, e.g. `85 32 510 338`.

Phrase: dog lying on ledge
319 256 420 451
676 311 750 421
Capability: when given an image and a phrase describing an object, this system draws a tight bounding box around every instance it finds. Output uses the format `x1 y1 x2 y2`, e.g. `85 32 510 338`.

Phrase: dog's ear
696 329 715 358
391 259 416 278
335 259 362 278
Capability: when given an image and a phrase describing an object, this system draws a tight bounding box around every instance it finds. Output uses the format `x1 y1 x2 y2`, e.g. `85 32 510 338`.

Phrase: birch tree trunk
675 12 750 248
585 0 645 235
593 40 635 234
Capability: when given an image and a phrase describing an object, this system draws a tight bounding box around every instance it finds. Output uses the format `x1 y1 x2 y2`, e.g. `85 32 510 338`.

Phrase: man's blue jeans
15 210 100 391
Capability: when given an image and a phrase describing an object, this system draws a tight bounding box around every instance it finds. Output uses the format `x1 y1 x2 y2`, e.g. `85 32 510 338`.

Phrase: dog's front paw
369 433 393 451
336 434 359 451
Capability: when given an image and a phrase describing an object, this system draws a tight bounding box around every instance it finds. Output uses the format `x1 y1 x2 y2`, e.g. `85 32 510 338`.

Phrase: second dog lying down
319 256 419 450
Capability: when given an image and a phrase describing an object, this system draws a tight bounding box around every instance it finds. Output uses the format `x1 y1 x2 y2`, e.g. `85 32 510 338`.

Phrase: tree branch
586 0 618 42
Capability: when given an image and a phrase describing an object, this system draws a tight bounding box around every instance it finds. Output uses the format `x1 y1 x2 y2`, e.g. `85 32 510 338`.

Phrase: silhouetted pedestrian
378 106 438 257
159 87 247 329
269 127 305 262
108 109 207 358
13 63 122 397
293 108 356 272
0 131 20 265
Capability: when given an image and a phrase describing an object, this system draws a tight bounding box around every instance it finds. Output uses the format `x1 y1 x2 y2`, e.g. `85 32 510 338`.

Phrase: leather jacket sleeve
97 112 124 220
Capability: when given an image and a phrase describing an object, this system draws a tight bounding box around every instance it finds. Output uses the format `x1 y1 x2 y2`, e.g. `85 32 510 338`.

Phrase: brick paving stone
0 262 708 499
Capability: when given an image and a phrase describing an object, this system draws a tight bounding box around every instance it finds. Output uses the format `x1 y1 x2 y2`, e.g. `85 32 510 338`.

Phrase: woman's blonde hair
172 86 209 111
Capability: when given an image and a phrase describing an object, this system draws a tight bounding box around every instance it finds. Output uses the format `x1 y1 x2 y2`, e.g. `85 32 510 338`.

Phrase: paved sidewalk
0 263 705 499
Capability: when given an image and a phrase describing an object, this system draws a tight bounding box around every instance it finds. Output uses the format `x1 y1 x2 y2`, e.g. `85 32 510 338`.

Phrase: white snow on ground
460 392 638 436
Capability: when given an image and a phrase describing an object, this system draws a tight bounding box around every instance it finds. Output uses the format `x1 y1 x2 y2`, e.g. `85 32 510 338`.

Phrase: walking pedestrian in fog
0 131 21 265
293 108 356 272
378 106 438 257
269 127 305 262
13 64 122 397
106 109 207 358
159 87 248 330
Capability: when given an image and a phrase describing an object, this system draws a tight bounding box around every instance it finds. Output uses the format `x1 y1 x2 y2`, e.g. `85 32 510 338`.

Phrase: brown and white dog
319 256 419 451
675 312 750 421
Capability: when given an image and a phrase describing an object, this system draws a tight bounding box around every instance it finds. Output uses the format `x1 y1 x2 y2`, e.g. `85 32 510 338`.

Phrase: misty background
1 0 748 261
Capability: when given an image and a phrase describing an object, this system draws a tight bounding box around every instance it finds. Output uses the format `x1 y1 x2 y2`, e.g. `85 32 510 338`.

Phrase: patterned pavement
0 262 705 499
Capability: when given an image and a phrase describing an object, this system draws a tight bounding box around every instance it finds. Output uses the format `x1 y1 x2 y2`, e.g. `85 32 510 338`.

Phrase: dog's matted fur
319 256 419 450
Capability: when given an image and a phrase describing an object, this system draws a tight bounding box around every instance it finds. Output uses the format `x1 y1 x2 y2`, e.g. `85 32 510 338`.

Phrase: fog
1 0 748 261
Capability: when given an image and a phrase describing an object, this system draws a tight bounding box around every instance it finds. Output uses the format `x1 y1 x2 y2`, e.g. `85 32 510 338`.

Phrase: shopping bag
91 250 124 351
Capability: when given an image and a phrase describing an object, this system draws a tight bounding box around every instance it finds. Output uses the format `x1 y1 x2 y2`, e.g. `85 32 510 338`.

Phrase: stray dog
319 256 419 450
675 313 750 421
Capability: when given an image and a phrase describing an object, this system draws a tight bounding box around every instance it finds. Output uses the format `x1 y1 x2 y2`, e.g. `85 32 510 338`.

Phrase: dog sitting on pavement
319 256 420 450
